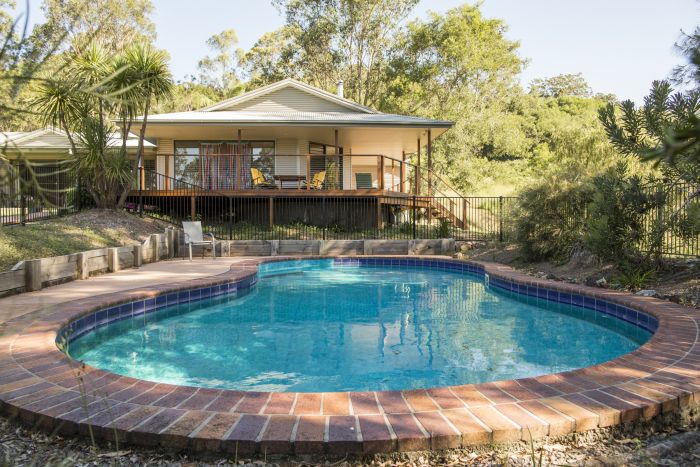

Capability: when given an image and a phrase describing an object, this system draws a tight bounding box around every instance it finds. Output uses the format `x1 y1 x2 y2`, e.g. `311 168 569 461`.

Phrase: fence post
498 196 504 243
107 248 119 273
76 174 81 212
228 197 233 240
133 244 143 268
25 259 42 292
412 195 417 239
20 187 26 226
77 252 89 279
138 165 144 218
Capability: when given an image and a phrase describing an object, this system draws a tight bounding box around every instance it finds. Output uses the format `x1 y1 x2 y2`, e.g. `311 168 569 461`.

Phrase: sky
17 0 700 103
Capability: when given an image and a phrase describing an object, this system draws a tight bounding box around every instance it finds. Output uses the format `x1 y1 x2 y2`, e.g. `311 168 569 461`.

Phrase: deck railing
144 153 418 194
130 168 517 241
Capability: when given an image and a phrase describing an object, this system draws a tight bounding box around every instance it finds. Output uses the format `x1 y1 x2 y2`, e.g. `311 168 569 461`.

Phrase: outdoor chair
355 172 373 189
182 221 216 261
250 167 277 188
303 170 326 189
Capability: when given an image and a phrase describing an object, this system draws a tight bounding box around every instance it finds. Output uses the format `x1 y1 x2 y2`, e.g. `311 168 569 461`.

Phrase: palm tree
125 43 172 169
30 79 84 155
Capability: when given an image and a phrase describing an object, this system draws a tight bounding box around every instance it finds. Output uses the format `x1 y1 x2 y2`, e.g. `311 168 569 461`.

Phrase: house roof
0 128 156 150
139 79 454 129
201 78 379 114
143 110 454 128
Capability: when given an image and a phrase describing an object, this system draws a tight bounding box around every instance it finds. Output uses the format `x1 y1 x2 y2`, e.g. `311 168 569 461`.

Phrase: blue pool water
69 260 651 392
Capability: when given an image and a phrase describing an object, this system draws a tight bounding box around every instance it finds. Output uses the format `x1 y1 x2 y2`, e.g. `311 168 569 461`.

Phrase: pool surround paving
0 256 698 456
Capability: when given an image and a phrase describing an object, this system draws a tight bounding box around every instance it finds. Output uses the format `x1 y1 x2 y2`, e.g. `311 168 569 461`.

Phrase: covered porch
139 124 446 196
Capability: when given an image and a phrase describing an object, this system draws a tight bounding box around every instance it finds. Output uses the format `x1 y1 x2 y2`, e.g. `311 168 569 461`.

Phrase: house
136 78 453 194
130 79 463 232
3 80 465 232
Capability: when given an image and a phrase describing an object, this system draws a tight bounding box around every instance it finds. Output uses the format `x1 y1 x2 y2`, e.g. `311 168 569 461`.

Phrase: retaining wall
0 232 455 297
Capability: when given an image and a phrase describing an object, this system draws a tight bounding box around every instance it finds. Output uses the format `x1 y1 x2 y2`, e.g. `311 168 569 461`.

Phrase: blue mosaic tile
166 293 178 306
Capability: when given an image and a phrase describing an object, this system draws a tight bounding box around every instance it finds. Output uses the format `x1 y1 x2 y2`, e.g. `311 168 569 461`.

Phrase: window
174 141 275 189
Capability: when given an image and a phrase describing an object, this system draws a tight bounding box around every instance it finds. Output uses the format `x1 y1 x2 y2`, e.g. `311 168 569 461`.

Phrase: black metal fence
639 181 700 257
3 164 699 257
130 168 519 241
0 160 80 226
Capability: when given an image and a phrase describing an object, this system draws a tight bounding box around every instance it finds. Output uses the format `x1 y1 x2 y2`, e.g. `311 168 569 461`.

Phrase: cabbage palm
124 43 172 168
31 79 84 155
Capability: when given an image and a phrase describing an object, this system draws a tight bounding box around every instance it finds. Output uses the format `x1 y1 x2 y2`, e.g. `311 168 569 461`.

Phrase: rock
645 430 700 458
595 277 607 287
546 273 556 280
635 289 658 297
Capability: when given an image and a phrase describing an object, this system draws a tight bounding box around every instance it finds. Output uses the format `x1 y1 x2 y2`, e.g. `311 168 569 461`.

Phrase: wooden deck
132 188 414 199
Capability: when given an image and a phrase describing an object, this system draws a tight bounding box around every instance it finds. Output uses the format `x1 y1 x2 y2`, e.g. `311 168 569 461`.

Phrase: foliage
584 162 662 264
31 40 172 209
529 73 592 98
35 0 155 53
514 176 594 262
197 29 245 99
599 79 700 184
614 267 656 290
246 0 418 106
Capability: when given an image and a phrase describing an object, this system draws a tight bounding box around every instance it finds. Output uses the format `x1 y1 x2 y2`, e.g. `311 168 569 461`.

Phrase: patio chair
303 170 326 189
182 221 216 261
250 167 277 189
355 172 373 189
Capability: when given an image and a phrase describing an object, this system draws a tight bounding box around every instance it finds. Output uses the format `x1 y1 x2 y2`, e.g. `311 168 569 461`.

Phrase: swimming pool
67 258 651 392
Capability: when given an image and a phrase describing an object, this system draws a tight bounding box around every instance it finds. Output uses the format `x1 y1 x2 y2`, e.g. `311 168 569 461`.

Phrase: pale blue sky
18 0 700 102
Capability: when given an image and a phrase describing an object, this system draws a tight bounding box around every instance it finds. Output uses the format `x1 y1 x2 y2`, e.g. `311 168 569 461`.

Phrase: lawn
0 209 169 270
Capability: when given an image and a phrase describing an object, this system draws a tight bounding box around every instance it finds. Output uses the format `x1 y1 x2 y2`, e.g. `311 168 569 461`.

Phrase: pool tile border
1 256 699 457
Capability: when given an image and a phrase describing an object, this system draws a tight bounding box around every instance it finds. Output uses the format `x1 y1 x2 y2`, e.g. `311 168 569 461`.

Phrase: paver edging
0 256 698 456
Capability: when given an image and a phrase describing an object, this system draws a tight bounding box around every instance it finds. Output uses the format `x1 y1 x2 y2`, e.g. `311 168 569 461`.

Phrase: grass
0 210 166 271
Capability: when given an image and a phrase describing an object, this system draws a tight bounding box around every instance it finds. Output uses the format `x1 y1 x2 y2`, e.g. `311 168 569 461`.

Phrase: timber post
25 259 41 292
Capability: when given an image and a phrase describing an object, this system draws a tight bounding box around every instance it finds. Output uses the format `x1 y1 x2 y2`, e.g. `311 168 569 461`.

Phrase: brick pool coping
0 256 698 456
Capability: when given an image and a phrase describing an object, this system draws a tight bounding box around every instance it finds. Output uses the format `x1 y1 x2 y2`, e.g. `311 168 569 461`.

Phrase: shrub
584 162 661 264
513 177 594 262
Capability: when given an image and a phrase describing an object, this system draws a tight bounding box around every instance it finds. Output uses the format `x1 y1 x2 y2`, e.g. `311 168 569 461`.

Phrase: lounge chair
303 170 326 189
251 167 277 189
355 172 373 189
182 221 216 261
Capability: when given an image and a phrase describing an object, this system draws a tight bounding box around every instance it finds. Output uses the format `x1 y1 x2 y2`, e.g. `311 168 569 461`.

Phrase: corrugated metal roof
0 128 156 149
143 111 453 127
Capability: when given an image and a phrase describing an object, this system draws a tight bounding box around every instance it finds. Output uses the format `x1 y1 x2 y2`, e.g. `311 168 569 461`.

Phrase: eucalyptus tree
246 0 418 106
198 29 245 99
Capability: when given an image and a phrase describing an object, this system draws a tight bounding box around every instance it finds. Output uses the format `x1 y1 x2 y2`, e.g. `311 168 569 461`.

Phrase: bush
584 162 661 264
513 177 594 262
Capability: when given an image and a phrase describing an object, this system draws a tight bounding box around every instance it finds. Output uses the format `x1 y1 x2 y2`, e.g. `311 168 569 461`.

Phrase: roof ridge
198 78 378 114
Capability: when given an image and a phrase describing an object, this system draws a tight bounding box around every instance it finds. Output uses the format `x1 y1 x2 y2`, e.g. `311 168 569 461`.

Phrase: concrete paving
0 258 247 324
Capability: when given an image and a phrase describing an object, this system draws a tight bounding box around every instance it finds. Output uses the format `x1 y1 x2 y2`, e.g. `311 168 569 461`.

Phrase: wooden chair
250 167 277 189
182 221 216 261
303 170 326 189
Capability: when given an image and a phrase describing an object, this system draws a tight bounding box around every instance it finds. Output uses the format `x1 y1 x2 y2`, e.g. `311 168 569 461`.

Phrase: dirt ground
463 242 700 309
0 209 171 270
0 410 699 466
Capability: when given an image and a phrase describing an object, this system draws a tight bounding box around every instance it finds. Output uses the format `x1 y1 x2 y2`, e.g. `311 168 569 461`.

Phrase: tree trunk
117 95 151 209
